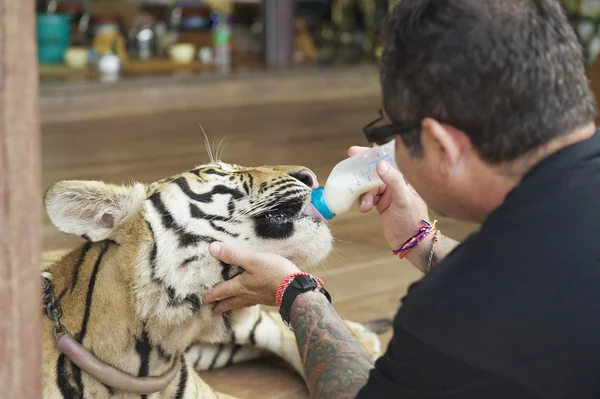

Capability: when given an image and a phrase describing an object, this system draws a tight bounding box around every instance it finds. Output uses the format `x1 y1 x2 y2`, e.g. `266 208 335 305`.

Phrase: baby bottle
311 140 398 220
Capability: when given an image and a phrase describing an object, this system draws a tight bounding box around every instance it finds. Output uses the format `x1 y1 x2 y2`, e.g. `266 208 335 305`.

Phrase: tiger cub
41 161 382 399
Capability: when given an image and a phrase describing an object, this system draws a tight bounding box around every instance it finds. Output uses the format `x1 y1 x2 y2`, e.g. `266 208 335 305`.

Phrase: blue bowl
37 13 71 64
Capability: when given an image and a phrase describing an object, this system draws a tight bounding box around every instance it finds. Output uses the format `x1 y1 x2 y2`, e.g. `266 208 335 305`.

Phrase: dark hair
381 0 597 163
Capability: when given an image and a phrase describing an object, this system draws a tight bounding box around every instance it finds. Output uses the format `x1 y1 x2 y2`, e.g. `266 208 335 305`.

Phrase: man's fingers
209 242 255 269
213 297 252 314
350 147 389 212
348 146 370 157
376 161 411 202
358 188 380 212
202 277 244 305
359 192 374 212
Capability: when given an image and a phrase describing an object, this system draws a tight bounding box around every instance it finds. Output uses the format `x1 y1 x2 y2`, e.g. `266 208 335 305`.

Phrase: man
203 0 600 398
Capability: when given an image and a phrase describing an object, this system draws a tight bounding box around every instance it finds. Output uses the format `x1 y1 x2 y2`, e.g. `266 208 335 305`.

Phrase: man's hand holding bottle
348 146 458 272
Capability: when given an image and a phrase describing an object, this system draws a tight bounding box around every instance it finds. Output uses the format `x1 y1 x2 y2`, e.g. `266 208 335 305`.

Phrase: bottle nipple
311 187 336 220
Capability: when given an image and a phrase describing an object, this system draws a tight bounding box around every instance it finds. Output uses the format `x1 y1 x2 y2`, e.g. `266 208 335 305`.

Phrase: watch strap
278 274 331 327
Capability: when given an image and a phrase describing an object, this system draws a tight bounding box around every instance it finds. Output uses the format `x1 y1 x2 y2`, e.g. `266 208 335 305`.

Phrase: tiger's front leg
187 305 383 378
186 342 269 372
186 306 276 374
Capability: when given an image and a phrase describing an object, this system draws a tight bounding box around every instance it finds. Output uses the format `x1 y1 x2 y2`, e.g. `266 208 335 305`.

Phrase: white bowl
64 47 89 69
170 43 196 64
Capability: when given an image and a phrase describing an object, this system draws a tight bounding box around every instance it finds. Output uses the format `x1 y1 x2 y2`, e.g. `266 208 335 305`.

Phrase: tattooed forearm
290 291 374 399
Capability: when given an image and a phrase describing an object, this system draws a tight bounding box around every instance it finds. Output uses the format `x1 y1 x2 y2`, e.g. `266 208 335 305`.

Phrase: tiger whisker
331 237 352 245
234 196 290 216
217 141 229 163
238 197 299 218
215 138 227 163
211 137 217 164
329 247 344 260
199 124 216 165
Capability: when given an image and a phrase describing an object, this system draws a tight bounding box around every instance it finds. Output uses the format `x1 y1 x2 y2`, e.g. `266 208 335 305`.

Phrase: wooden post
0 0 43 398
263 0 295 69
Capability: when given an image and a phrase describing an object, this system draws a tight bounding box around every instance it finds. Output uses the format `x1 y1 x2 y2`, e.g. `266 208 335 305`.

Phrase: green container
37 13 71 64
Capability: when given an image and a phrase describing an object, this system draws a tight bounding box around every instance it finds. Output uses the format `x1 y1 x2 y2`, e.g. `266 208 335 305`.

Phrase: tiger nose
288 169 319 189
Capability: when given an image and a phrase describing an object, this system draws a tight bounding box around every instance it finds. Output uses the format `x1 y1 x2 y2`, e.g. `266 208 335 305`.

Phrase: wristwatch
279 274 332 328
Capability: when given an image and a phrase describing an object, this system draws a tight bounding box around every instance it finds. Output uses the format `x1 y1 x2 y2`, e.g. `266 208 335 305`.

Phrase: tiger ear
44 180 146 242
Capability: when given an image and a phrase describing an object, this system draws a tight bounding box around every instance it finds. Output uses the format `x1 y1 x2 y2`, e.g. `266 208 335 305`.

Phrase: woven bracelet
392 219 437 259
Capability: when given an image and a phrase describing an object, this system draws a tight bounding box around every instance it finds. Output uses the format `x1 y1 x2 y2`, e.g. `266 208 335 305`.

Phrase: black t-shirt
356 130 600 399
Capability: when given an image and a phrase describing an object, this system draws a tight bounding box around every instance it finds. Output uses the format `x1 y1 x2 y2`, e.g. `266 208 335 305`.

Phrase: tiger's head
44 162 332 341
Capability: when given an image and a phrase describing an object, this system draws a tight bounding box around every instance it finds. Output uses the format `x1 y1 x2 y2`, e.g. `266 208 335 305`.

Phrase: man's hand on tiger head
203 242 300 314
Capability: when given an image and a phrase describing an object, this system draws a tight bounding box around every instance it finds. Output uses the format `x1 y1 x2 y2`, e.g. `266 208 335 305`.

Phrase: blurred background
34 0 600 82
36 0 393 81
36 1 600 397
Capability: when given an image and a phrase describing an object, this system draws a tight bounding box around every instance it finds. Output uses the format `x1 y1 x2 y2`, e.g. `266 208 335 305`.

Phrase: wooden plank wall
0 0 43 397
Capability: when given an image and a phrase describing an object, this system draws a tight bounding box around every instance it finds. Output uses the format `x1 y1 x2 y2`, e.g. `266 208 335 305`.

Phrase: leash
41 276 180 395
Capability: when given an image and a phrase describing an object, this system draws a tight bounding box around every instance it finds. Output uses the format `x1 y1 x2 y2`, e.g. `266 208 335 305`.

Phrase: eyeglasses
362 109 421 146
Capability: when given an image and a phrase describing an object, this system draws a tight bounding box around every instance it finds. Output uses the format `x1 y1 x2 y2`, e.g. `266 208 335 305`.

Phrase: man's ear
421 118 471 172
44 180 146 242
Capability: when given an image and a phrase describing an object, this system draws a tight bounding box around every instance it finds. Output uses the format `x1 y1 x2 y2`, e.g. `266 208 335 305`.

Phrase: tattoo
290 291 374 399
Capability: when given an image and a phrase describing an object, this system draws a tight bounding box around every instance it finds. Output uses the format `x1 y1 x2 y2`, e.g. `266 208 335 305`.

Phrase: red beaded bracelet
275 272 325 308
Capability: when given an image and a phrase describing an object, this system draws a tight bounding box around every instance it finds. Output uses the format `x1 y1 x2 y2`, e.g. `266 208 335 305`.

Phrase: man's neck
501 122 597 178
470 123 597 223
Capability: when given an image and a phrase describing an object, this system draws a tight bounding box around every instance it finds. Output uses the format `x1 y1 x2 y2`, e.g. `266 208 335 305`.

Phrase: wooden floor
42 96 479 398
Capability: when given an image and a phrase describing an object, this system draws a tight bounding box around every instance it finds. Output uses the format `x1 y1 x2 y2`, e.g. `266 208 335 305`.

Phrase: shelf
111 0 261 4
38 53 263 83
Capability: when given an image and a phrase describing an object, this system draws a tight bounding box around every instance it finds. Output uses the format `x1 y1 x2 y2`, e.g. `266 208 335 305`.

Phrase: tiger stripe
79 242 109 340
157 345 173 363
174 357 188 399
208 344 225 370
55 242 110 398
249 312 262 346
149 192 212 247
135 329 152 399
71 242 91 292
